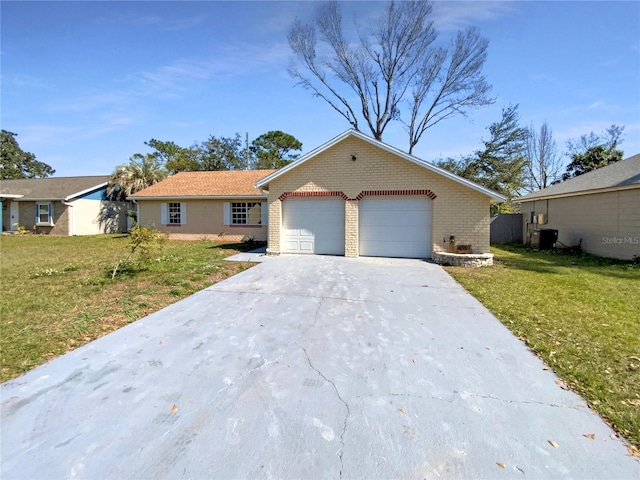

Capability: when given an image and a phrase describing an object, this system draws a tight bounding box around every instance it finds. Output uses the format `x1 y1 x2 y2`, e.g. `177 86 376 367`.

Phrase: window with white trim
36 203 52 225
232 202 262 225
161 202 186 225
168 202 181 224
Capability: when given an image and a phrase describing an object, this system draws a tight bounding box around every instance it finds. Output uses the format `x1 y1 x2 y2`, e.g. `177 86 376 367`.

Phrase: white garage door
359 196 431 258
282 198 345 255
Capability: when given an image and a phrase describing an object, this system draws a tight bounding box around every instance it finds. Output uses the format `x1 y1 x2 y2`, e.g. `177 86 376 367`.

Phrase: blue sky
2 1 639 177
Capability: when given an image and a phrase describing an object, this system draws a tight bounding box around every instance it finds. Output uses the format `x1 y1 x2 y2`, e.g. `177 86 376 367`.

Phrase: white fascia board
255 129 507 202
516 183 640 203
126 195 268 201
13 197 63 201
64 182 109 201
0 194 25 199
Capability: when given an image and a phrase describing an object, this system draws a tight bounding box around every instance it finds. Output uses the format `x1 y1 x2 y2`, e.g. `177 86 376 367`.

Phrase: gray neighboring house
517 153 640 260
0 176 128 235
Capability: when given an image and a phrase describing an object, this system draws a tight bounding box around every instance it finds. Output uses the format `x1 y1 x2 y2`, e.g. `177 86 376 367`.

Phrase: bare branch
287 1 492 149
404 26 494 153
525 121 562 191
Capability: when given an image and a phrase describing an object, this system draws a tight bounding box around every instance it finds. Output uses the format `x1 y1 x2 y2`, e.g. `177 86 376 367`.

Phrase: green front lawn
0 234 259 382
445 244 640 449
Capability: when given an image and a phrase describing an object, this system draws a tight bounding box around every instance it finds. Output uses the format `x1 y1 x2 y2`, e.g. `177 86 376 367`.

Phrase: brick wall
17 201 69 235
266 136 492 256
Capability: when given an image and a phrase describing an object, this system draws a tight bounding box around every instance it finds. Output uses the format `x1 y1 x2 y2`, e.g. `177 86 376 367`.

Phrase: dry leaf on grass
627 445 640 458
548 440 559 448
554 380 569 390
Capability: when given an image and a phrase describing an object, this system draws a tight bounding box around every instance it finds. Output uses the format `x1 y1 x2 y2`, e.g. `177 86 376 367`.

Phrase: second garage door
359 196 432 258
282 198 345 255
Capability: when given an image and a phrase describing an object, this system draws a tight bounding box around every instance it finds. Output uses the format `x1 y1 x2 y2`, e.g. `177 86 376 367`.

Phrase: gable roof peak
255 129 506 202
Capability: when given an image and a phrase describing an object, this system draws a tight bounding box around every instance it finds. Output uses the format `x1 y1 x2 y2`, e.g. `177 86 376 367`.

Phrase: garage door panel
282 198 345 255
359 197 431 258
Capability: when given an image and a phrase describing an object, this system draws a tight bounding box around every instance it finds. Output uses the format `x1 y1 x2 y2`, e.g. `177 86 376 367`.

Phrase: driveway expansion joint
297 343 350 479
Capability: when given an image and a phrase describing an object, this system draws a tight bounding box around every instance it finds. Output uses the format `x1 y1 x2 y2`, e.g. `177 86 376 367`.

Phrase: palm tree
107 154 168 200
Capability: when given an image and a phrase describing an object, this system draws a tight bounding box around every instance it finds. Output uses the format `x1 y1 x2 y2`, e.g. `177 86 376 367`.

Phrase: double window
224 202 267 226
231 202 262 225
36 203 53 225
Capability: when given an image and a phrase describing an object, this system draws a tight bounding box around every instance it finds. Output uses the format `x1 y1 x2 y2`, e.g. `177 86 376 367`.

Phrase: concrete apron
1 256 638 479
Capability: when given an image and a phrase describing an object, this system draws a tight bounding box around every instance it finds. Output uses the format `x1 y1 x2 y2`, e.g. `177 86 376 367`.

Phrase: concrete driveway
1 255 638 479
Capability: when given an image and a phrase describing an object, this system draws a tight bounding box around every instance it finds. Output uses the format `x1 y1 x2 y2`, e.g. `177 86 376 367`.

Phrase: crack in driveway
297 343 350 479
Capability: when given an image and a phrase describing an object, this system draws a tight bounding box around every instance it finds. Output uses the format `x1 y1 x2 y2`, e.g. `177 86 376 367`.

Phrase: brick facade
264 136 492 257
16 201 70 235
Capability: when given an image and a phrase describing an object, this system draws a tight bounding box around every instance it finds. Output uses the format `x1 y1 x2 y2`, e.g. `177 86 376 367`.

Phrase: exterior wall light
351 155 357 161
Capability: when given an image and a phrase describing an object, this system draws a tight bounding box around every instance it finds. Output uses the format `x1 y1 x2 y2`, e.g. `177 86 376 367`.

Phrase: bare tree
288 0 493 153
566 124 624 158
525 121 562 191
404 26 492 153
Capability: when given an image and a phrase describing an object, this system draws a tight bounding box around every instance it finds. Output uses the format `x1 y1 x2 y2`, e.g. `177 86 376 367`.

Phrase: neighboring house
0 176 128 235
255 129 505 258
517 153 640 260
128 169 276 241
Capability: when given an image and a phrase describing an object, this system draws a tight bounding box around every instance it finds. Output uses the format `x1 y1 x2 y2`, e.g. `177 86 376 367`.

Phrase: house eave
255 129 507 203
11 197 65 202
127 195 268 201
517 183 640 202
64 182 109 201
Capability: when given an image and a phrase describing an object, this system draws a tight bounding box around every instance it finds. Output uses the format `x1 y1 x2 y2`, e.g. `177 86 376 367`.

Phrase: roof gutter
516 183 640 203
126 195 268 201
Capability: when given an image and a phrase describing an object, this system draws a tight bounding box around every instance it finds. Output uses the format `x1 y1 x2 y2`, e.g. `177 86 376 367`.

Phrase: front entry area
281 197 345 255
359 196 432 258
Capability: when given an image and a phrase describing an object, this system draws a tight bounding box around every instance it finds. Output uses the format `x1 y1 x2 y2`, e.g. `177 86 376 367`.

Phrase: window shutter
160 203 168 225
180 202 186 225
223 202 231 225
261 202 268 226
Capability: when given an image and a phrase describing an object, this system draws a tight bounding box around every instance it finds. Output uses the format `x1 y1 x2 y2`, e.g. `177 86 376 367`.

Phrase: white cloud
588 100 606 110
1 74 53 90
431 1 520 31
134 41 291 93
17 125 78 147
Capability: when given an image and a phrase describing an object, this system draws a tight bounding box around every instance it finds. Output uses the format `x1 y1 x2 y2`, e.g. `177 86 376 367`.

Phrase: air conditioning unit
531 229 558 250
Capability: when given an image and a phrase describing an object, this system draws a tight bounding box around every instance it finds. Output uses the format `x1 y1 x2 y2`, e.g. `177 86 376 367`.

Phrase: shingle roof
518 153 640 202
128 170 276 198
0 176 110 200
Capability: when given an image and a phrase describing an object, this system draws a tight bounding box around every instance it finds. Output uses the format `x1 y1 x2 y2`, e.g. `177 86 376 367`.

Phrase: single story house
517 153 639 260
130 130 504 258
128 169 276 242
256 129 504 258
0 176 128 235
